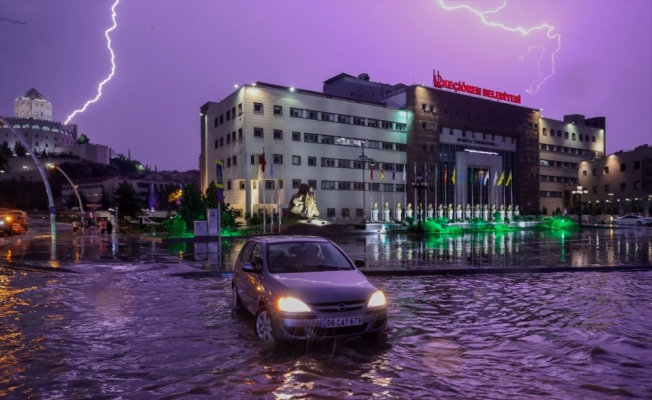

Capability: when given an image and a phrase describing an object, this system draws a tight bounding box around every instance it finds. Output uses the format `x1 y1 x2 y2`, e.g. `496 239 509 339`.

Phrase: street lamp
359 145 375 222
572 185 588 224
607 193 614 217
48 164 84 218
412 173 428 232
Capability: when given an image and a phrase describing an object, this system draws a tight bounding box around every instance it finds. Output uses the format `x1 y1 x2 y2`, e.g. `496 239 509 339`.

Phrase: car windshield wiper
303 264 350 270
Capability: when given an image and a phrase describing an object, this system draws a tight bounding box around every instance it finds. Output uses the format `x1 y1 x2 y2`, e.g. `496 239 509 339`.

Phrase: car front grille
312 324 369 337
309 299 366 313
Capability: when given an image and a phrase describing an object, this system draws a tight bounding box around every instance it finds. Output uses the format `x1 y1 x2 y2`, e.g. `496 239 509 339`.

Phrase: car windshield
267 241 354 273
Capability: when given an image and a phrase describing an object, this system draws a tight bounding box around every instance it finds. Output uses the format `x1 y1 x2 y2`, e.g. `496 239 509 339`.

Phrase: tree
113 181 143 221
202 181 218 210
0 141 13 158
13 141 27 157
77 134 90 144
0 151 8 171
179 182 203 227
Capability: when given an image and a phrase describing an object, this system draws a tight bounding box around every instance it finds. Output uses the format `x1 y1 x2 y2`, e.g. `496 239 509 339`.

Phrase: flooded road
1 225 652 398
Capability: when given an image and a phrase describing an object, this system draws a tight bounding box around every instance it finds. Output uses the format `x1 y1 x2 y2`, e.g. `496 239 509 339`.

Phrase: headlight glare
367 291 386 307
278 297 311 312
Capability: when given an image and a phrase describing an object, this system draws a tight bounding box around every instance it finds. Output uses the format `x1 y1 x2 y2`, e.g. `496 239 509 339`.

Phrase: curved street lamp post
572 185 588 225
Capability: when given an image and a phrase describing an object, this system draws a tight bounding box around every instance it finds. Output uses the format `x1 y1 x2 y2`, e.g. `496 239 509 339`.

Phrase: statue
437 203 443 218
482 204 489 221
447 203 453 220
383 202 390 222
474 204 481 219
406 203 413 218
507 205 513 211
427 203 434 219
499 204 505 220
500 204 505 211
288 184 320 219
514 205 520 217
372 202 379 222
407 203 412 210
465 203 472 220
506 204 513 221
491 204 496 212
395 202 403 221
396 202 402 210
455 204 462 220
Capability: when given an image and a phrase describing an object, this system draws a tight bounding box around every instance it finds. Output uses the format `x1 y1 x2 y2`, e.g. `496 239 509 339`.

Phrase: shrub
163 215 186 237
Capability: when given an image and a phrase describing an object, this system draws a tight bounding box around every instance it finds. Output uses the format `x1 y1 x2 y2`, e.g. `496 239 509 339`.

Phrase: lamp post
572 185 588 224
412 173 428 232
607 193 614 219
48 164 84 218
358 146 375 222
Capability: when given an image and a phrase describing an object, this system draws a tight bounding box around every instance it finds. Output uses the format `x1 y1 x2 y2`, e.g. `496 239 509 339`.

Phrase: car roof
253 235 331 244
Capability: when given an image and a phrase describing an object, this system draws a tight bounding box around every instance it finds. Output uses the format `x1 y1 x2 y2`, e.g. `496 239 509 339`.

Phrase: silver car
232 236 388 342
612 214 647 226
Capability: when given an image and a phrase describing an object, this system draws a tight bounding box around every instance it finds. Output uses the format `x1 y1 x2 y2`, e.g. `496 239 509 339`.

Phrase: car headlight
367 291 386 308
278 297 311 312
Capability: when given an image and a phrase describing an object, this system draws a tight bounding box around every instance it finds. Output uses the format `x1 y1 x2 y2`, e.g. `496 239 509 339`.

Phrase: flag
435 165 438 183
403 164 406 182
260 150 266 173
451 168 456 184
506 171 512 186
484 171 490 185
470 169 474 184
380 164 385 181
497 170 505 186
493 170 497 186
392 163 396 181
444 166 448 184
370 163 374 181
478 171 483 185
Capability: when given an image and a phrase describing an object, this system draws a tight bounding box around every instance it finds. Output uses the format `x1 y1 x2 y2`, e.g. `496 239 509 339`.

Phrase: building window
254 102 263 113
620 163 626 172
265 180 274 190
292 179 300 189
274 130 283 140
635 181 641 190
238 103 242 116
252 180 257 189
273 105 282 116
592 168 597 176
232 155 237 166
396 184 405 192
292 132 300 141
634 161 640 170
220 115 224 124
572 132 576 140
227 180 232 190
306 111 318 119
304 133 319 143
367 119 378 128
327 208 336 217
592 136 596 142
232 131 236 142
381 121 393 129
226 110 230 121
322 158 335 167
226 158 231 167
592 186 597 194
620 182 626 191
290 108 303 118
274 154 283 164
239 181 245 190
292 155 301 165
341 208 350 217
322 181 336 190
308 180 316 189
321 113 335 122
338 115 351 124
540 191 548 197
238 128 243 139
557 130 561 137
214 117 219 127
214 140 219 149
604 185 610 193
308 157 316 166
604 166 609 174
254 128 263 138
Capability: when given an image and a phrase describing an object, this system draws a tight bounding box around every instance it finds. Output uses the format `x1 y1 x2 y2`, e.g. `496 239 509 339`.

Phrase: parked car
8 210 29 230
232 236 388 342
0 214 14 237
612 214 648 226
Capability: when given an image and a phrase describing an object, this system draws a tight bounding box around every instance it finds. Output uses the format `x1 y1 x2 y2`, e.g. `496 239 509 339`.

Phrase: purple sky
1 1 650 171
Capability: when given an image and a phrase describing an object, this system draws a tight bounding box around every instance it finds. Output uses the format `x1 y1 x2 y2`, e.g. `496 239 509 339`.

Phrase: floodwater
1 223 652 398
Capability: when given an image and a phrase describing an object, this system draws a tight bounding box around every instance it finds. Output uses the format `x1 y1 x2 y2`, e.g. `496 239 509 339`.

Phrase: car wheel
232 283 242 309
254 306 278 342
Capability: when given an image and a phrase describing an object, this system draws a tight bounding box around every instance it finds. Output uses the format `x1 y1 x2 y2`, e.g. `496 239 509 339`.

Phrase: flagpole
434 164 438 216
413 162 417 219
278 165 282 234
471 168 474 218
424 163 427 219
381 163 384 221
262 148 266 234
370 163 373 221
403 164 406 220
392 164 396 222
270 163 274 234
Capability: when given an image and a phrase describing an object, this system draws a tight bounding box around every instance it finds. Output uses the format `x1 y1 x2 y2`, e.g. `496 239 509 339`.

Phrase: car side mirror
354 259 365 268
242 263 256 273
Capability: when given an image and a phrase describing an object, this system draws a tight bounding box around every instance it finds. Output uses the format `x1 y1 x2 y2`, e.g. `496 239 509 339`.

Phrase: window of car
250 243 263 264
239 241 255 262
266 241 353 273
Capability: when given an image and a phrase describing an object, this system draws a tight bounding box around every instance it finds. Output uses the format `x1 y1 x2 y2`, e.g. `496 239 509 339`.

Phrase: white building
200 82 409 221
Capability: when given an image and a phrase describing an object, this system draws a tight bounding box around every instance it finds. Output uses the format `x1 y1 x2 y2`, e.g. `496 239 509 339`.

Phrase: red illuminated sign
433 71 521 104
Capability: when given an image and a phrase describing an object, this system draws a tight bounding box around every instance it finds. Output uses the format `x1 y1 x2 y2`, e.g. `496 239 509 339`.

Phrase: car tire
232 283 242 309
254 306 279 342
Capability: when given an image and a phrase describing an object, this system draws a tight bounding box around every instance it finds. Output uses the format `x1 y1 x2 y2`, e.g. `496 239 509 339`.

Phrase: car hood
269 270 377 304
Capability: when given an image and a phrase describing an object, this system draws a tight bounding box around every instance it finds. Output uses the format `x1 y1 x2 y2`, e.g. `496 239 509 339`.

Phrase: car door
241 242 264 312
235 241 255 311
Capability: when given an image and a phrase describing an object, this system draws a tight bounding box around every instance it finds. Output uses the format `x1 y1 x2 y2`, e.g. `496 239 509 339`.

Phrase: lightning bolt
65 0 119 125
437 0 561 94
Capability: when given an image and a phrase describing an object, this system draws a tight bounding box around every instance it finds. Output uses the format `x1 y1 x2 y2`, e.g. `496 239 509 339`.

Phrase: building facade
577 144 652 215
200 73 607 221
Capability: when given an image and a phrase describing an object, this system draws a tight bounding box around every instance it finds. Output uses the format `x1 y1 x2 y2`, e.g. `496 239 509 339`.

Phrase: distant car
612 214 648 226
232 236 388 342
0 214 14 237
8 210 28 230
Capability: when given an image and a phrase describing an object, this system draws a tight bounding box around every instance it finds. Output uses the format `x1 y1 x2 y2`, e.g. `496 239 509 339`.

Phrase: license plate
321 316 363 328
